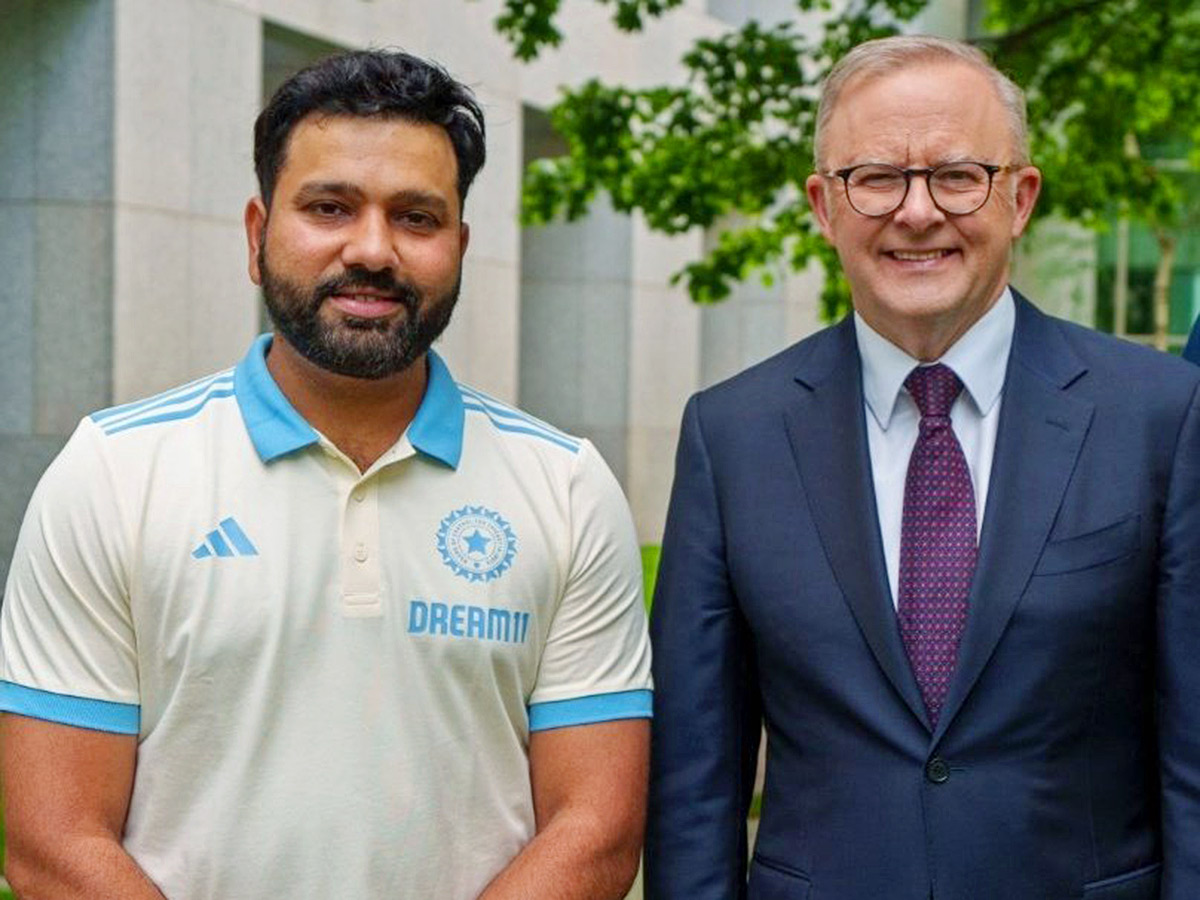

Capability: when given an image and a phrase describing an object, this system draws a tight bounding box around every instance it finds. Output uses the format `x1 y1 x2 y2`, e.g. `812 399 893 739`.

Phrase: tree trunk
1153 230 1176 351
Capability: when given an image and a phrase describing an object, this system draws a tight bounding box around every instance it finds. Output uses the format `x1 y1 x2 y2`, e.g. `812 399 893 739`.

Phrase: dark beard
259 246 460 380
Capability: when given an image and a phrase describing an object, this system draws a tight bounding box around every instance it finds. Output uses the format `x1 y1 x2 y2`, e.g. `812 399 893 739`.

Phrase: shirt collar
234 335 464 468
406 350 464 469
855 286 1015 430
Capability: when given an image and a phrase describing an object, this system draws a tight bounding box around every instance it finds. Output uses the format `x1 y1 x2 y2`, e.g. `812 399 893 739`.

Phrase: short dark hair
254 49 486 211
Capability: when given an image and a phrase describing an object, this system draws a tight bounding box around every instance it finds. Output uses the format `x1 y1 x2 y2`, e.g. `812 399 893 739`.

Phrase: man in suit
646 35 1200 900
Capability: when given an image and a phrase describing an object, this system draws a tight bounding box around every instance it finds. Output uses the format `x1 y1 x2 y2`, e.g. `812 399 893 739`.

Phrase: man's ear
245 197 268 285
806 173 836 243
459 221 470 259
1010 166 1042 240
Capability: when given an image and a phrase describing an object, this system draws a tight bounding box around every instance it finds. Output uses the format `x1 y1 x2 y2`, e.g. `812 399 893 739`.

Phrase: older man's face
806 61 1041 359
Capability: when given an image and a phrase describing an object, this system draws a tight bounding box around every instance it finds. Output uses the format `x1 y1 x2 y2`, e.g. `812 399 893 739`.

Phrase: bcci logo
437 506 517 582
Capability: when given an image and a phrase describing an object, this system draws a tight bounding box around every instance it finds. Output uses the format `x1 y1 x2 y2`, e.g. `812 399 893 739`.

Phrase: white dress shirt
855 287 1015 607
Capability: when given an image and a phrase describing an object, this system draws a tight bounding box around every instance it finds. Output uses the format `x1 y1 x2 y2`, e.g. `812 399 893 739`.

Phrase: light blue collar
407 350 464 468
234 335 464 468
856 286 1015 429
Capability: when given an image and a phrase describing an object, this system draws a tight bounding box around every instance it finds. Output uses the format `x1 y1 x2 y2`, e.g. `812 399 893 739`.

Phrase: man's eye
854 173 902 190
308 202 347 217
397 211 438 228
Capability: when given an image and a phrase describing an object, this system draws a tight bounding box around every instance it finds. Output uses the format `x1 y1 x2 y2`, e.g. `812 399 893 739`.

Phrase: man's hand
478 718 649 900
1 714 167 899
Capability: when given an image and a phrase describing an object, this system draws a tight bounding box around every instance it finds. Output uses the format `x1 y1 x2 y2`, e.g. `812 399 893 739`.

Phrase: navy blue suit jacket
1183 316 1200 366
646 293 1200 900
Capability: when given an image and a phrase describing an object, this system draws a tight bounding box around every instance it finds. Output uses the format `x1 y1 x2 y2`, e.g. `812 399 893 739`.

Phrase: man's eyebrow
389 189 452 215
293 181 364 203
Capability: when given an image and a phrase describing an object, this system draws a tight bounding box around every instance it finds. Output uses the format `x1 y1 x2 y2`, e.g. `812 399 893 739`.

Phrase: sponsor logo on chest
407 600 531 644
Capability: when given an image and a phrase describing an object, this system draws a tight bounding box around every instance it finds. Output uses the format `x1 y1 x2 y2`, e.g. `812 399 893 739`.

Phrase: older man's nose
892 175 946 229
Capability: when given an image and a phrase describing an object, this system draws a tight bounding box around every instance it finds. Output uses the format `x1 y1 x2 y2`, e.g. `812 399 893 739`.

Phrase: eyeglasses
824 161 1018 217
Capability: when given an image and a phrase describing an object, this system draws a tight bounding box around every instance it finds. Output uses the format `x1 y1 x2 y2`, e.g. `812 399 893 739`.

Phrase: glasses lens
930 163 991 214
845 165 906 216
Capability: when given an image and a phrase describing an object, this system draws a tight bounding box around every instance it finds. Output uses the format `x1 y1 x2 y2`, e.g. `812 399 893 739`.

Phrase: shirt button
925 757 951 784
352 489 366 503
353 543 368 563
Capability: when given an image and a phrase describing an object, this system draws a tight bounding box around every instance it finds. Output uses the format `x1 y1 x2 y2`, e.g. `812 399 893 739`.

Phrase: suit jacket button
925 757 950 784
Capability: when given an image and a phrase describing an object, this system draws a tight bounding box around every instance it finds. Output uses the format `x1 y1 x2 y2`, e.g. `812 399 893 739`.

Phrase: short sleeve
527 440 652 731
0 419 140 734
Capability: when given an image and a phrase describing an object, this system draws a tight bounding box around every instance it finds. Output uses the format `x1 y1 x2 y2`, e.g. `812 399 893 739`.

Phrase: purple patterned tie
897 364 977 726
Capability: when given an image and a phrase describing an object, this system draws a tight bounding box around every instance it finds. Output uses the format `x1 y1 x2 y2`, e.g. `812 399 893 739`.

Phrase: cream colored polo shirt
0 335 652 899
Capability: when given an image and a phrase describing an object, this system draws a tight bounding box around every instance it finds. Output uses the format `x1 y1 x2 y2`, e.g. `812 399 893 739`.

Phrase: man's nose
892 175 946 229
341 208 399 271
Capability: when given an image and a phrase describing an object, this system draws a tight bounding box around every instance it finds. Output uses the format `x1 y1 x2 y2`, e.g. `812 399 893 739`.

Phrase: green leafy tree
495 0 1200 331
986 0 1200 347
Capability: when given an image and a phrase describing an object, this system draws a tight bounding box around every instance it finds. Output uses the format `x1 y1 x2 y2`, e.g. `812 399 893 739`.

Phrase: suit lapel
933 295 1095 741
783 318 931 729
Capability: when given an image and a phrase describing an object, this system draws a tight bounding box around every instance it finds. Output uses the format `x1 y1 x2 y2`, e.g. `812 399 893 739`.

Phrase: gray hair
813 35 1030 170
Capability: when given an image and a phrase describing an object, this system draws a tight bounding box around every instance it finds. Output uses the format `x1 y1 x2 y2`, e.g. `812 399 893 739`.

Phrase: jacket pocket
1033 514 1140 576
1081 861 1161 899
747 854 812 900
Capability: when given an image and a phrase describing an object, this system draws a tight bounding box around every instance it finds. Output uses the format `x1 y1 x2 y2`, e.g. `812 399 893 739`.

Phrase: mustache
314 269 420 308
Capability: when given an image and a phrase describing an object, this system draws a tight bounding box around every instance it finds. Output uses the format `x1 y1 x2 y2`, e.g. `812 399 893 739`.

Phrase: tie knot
905 363 963 419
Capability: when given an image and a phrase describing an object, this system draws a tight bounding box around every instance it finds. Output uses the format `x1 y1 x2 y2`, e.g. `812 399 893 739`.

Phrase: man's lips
885 248 958 263
326 292 405 319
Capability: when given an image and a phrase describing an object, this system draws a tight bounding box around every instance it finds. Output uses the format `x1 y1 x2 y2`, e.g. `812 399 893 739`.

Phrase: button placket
341 477 381 617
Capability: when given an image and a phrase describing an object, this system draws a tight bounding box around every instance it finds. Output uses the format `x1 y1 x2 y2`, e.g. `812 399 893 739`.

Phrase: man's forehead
837 62 1000 116
275 113 459 198
824 61 1010 163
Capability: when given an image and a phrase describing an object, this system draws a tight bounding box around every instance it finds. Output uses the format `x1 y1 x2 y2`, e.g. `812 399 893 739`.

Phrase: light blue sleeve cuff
0 681 140 734
528 688 653 732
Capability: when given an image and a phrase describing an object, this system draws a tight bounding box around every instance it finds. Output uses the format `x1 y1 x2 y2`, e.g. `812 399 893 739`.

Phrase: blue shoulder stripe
101 385 237 435
528 689 653 731
0 681 140 734
457 384 576 440
461 401 580 453
457 386 580 453
97 375 236 433
91 370 234 424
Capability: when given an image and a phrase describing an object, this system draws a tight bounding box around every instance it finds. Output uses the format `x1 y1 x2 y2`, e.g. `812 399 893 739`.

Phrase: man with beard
0 51 651 900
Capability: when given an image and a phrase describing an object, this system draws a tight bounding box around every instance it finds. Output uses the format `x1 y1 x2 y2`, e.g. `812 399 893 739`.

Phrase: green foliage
495 0 687 61
641 544 661 611
501 0 1200 321
983 0 1200 233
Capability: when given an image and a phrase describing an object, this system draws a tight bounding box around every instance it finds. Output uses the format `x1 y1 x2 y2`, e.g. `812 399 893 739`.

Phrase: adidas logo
192 517 258 559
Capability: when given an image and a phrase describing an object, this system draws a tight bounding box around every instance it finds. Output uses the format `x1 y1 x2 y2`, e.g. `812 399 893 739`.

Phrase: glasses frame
824 161 1018 218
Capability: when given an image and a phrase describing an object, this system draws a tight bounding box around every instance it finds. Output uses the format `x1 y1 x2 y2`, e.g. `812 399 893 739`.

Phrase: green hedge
641 545 661 611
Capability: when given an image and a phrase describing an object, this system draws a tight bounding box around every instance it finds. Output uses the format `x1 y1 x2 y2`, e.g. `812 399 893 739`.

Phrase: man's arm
644 396 762 900
1157 381 1200 898
477 719 649 900
1 714 166 899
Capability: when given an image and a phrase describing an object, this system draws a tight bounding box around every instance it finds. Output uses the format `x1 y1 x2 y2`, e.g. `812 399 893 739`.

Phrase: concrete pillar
0 0 116 585
519 192 633 485
111 0 261 401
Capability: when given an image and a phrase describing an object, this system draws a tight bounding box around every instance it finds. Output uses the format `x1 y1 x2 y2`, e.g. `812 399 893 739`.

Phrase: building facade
3 0 1181 592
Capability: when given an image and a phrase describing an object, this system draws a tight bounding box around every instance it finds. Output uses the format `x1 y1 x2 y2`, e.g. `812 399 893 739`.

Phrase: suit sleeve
645 396 762 900
1158 380 1200 898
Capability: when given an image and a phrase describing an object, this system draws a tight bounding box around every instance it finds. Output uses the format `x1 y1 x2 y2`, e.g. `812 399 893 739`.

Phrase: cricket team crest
437 506 517 582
